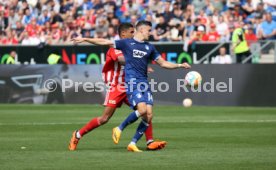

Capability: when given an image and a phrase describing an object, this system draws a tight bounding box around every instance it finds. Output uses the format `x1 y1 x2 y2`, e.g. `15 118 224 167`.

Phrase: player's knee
137 108 147 116
147 112 153 122
99 116 110 125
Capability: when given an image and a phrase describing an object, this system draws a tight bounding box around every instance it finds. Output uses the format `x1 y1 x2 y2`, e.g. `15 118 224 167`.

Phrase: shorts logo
133 49 147 58
109 100 116 104
136 93 142 98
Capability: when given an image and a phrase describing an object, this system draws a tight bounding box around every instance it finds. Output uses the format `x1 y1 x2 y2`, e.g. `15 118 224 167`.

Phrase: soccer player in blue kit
72 21 191 152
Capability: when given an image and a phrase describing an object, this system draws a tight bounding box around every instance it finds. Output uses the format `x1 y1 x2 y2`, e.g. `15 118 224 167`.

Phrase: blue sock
131 119 149 144
118 110 140 131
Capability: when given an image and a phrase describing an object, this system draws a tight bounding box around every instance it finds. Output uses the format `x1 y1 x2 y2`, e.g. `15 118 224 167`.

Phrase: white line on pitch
0 120 276 126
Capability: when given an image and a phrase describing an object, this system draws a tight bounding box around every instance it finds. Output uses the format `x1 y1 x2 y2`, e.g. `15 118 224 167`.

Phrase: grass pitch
0 105 276 170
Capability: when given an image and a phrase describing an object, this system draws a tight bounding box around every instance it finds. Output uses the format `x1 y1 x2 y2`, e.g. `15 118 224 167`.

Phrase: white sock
76 131 81 139
147 139 154 145
130 141 136 145
135 110 141 117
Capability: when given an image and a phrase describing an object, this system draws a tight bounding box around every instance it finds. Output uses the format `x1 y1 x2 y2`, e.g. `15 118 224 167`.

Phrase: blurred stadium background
0 0 276 169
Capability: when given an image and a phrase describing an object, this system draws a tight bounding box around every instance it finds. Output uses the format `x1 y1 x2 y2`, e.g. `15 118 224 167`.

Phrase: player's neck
133 34 144 42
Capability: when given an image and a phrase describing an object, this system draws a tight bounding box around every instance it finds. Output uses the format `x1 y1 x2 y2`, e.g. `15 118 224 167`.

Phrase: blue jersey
114 38 160 83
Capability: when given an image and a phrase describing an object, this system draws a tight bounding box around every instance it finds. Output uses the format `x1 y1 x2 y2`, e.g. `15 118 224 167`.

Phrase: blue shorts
127 89 153 109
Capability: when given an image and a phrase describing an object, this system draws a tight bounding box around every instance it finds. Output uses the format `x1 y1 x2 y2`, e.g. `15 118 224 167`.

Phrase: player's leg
145 121 167 150
69 106 116 151
69 86 121 151
78 106 116 137
112 90 148 144
112 102 147 144
127 104 151 152
123 93 167 150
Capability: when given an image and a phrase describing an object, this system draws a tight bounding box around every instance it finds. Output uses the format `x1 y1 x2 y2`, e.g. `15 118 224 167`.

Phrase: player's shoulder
117 38 132 42
144 42 155 50
107 47 122 55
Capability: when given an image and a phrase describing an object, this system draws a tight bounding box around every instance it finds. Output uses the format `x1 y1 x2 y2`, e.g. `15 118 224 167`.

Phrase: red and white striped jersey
102 48 125 86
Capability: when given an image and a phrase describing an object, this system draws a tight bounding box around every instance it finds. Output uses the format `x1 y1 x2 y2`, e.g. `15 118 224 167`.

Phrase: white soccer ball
183 98 192 107
184 71 202 87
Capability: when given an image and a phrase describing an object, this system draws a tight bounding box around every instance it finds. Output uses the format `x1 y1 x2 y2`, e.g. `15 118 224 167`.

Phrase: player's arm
117 56 125 65
155 57 191 69
71 37 114 46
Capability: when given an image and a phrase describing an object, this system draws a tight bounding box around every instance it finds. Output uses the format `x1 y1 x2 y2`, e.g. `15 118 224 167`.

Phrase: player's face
125 27 135 38
121 27 134 39
141 25 152 40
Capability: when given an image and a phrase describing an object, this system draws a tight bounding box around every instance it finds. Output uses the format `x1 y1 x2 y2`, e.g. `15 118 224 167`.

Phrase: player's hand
71 37 85 44
179 62 191 69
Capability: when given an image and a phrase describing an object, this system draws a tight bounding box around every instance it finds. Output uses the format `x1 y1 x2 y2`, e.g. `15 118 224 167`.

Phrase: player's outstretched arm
156 57 191 69
71 37 114 46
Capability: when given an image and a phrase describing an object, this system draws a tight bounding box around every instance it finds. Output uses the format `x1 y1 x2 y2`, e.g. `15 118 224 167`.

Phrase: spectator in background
232 22 251 63
259 13 276 40
103 0 117 14
263 0 276 9
241 0 255 16
94 17 108 38
38 9 51 25
8 8 19 29
169 23 183 41
106 26 118 40
183 18 194 41
22 8 33 25
211 46 232 64
153 15 170 41
245 25 257 46
203 0 215 16
162 1 174 23
1 30 18 44
192 0 206 15
203 23 220 42
263 0 276 21
148 0 164 14
216 16 229 42
189 25 206 44
25 18 41 37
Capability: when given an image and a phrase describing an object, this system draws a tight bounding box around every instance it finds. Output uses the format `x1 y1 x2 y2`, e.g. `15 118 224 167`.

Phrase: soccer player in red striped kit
69 23 166 151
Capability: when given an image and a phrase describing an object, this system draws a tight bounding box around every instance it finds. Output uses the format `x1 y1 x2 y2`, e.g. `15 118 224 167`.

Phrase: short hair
135 20 152 30
118 22 134 35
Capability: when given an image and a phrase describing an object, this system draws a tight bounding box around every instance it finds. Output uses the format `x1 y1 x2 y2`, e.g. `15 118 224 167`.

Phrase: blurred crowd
0 0 275 45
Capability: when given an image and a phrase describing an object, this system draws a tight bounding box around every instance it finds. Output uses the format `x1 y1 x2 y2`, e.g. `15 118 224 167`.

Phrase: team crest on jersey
133 49 147 58
145 45 149 50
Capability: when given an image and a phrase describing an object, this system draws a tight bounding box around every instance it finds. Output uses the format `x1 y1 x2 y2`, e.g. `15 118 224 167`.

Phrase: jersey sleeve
114 39 126 50
150 44 161 61
111 49 123 61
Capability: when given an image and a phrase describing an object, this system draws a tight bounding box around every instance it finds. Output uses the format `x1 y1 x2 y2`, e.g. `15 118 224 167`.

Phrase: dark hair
118 22 134 35
135 20 152 30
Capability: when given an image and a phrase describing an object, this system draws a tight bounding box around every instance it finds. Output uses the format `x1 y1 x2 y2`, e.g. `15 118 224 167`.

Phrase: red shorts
103 84 129 108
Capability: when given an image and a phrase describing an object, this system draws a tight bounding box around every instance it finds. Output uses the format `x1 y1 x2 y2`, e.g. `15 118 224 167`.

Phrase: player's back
102 48 125 86
114 38 160 83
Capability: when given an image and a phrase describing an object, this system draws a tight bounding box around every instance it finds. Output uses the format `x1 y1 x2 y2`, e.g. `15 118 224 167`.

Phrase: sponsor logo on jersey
130 43 136 45
133 49 147 58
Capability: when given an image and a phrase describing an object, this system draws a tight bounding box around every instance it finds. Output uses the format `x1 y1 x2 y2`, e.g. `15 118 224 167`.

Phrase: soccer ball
184 71 202 87
183 98 192 107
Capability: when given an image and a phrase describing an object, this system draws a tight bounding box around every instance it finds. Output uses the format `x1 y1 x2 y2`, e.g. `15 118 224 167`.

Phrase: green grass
0 105 276 170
